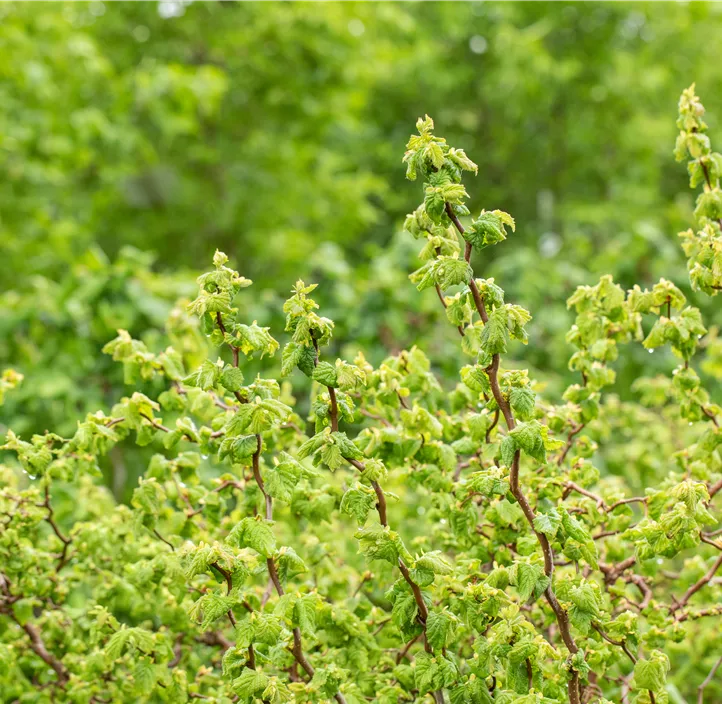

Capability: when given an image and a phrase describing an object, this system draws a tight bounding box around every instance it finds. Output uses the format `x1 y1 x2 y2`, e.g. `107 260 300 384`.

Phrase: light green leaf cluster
675 86 722 295
4 90 722 704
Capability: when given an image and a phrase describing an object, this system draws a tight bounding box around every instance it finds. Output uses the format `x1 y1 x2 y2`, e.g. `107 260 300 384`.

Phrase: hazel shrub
2 86 722 704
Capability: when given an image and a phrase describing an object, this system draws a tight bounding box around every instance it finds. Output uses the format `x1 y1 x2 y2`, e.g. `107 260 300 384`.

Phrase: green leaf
184 359 222 391
105 629 133 661
414 653 438 693
465 210 515 251
294 594 317 635
480 308 508 356
281 341 316 377
234 668 270 698
226 517 277 557
218 433 258 463
510 386 535 421
222 647 248 678
312 361 338 388
415 551 453 575
132 478 165 516
266 455 302 502
509 420 547 463
200 592 234 629
275 547 307 583
355 525 407 565
234 616 255 649
533 509 561 538
333 432 364 461
220 365 244 392
514 562 544 601
460 365 490 394
426 609 457 650
340 483 377 525
500 435 517 467
433 256 473 290
133 657 156 696
253 613 283 645
633 650 670 692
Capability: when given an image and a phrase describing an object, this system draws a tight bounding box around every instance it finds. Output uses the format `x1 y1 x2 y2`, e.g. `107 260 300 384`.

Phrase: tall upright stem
444 202 581 704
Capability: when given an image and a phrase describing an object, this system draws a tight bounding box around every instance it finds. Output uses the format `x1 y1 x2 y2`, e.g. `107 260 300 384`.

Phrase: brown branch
396 390 410 410
328 387 339 432
434 249 464 337
593 529 625 541
344 451 439 699
677 604 722 623
591 623 636 664
212 479 244 493
359 408 392 427
152 529 175 552
485 410 499 443
608 496 648 512
311 332 340 431
11 614 68 685
698 655 722 704
524 658 533 690
168 633 184 668
310 320 434 701
216 311 240 368
700 535 722 551
702 407 719 428
709 476 722 499
196 630 233 651
396 633 421 664
139 412 172 434
565 482 606 510
673 552 722 612
397 559 429 626
346 457 388 533
252 435 272 521
39 485 72 572
209 561 237 628
629 573 653 610
600 556 637 583
248 423 347 704
373 618 391 636
557 423 585 467
445 200 581 704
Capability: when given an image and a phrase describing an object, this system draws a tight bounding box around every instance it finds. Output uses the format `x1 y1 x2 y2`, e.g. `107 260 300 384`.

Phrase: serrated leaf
234 668 270 697
510 386 535 421
340 483 377 525
533 509 561 538
312 361 338 388
633 650 670 692
509 420 547 463
426 609 457 650
415 551 453 575
226 517 277 557
220 366 244 392
480 308 508 356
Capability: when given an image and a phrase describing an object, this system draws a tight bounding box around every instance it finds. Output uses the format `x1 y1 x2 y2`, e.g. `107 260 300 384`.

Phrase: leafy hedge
2 86 722 704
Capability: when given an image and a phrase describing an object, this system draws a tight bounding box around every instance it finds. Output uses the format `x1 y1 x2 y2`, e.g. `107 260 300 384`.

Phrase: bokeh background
2 1 722 496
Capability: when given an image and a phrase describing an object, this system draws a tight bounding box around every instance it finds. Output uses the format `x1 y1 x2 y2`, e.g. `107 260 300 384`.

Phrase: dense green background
2 1 722 478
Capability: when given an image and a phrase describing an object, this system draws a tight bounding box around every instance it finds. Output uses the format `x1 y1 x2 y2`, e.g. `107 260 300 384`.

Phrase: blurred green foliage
2 0 722 451
3 5 722 700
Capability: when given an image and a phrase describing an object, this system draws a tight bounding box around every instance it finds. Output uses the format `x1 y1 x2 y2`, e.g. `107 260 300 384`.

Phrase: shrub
2 86 722 704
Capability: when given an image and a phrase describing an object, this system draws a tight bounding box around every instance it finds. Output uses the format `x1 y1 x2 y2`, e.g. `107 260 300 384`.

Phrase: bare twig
39 485 72 572
698 655 722 704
